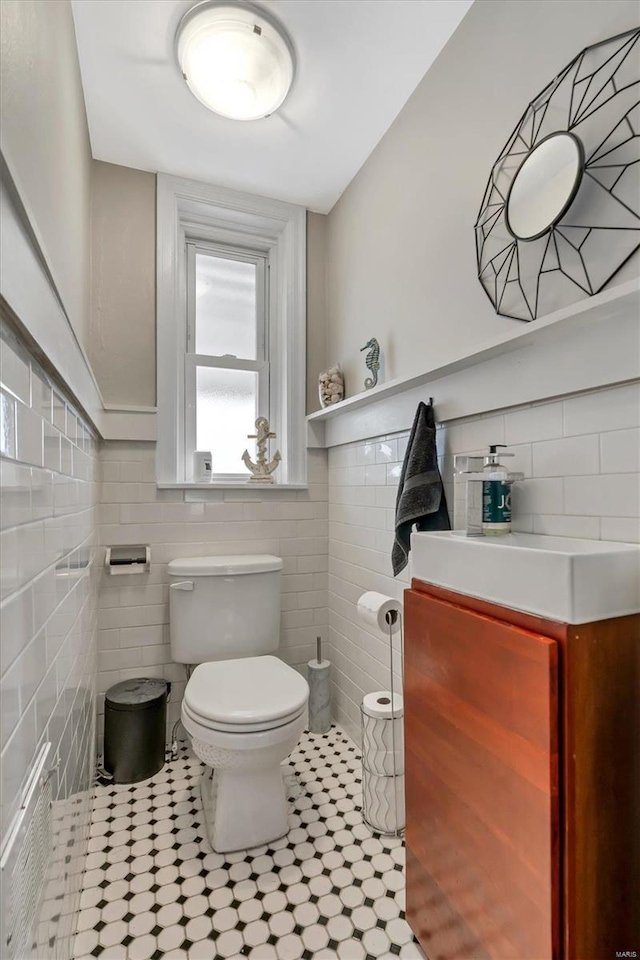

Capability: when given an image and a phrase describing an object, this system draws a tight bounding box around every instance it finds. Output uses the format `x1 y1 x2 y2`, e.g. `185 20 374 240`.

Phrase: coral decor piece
242 416 281 483
318 364 345 407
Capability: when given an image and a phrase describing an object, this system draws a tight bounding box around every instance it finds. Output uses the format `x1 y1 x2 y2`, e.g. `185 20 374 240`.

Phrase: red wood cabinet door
404 589 560 960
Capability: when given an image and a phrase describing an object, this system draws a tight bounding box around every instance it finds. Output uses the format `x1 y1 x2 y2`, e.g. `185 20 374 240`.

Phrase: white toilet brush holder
308 636 331 734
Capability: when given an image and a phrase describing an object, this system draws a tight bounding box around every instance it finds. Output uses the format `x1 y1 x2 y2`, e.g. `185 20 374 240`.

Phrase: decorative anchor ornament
242 417 282 483
360 337 381 389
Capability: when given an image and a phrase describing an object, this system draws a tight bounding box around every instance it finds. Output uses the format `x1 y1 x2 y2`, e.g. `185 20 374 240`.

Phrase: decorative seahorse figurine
242 417 282 483
360 338 381 389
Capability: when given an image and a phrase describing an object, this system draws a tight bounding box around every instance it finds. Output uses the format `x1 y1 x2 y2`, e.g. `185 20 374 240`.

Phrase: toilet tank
168 555 282 664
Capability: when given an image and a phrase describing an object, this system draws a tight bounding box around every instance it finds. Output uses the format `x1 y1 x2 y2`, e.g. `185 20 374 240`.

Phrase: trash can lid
105 678 168 711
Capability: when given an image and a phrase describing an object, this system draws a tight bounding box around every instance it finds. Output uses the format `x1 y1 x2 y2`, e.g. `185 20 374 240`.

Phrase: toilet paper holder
361 695 405 836
105 545 151 575
357 591 405 837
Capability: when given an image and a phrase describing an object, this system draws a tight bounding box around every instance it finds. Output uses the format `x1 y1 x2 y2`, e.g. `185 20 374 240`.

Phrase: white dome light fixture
176 0 295 121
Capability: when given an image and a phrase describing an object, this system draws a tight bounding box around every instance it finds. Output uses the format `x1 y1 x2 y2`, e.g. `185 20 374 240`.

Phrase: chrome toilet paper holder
357 591 405 838
105 545 151 575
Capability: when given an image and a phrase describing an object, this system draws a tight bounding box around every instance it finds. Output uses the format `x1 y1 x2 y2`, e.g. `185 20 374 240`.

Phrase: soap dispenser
482 444 514 536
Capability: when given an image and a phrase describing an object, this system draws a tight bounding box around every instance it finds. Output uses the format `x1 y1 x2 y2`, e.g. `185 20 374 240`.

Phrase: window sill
156 482 309 490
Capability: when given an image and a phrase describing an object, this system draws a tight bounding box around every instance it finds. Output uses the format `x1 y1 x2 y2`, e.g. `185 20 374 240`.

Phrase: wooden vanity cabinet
404 579 640 960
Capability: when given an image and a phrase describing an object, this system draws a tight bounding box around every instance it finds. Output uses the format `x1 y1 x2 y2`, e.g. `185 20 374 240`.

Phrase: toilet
168 555 309 853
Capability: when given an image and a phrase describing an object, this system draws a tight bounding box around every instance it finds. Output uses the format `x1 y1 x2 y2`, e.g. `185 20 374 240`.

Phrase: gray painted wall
0 0 93 352
325 0 640 393
90 161 157 407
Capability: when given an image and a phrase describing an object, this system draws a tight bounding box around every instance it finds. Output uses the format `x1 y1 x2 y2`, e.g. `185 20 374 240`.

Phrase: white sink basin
410 531 640 624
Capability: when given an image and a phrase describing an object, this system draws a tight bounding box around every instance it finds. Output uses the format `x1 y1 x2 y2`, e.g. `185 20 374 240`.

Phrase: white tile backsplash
564 473 640 518
600 516 640 543
0 321 99 960
445 413 507 455
513 477 565 516
97 444 329 747
563 381 640 436
375 439 398 463
533 513 602 540
599 427 640 474
16 400 44 466
52 389 66 431
505 401 564 445
364 463 387 487
0 389 16 458
328 379 640 745
43 420 62 471
31 369 52 420
0 334 31 404
532 434 600 477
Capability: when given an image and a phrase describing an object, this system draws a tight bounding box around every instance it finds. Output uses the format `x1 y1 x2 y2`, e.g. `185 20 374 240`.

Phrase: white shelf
306 280 640 448
307 280 639 426
157 483 308 490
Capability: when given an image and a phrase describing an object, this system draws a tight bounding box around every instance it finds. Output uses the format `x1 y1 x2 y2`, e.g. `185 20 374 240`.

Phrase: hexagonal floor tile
72 727 425 960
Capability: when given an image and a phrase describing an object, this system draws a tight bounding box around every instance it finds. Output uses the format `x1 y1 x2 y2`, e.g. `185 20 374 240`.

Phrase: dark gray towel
392 401 451 576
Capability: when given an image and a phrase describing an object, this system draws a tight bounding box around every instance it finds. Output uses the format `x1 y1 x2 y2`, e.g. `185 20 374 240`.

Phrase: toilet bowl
168 554 310 852
181 656 309 852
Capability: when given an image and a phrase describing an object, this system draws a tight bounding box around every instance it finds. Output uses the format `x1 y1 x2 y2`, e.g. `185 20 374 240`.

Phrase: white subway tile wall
0 322 99 960
97 445 328 748
328 443 414 744
328 381 640 743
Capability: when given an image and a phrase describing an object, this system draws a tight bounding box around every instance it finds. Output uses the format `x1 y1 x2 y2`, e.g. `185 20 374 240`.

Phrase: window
185 244 269 479
156 175 307 487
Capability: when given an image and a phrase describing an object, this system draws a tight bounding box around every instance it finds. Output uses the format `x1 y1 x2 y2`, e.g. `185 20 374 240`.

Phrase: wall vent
1 743 53 960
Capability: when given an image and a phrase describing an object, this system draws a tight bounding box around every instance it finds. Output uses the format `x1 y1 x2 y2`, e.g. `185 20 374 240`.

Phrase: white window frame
156 175 307 487
184 241 270 481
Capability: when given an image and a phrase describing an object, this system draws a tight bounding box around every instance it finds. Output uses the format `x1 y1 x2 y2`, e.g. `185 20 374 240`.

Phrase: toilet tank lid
167 555 283 576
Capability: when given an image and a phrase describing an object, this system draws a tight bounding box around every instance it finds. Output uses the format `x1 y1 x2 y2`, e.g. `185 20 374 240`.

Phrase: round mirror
505 132 584 241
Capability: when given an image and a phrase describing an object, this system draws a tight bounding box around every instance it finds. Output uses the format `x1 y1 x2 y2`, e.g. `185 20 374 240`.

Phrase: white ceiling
71 0 472 213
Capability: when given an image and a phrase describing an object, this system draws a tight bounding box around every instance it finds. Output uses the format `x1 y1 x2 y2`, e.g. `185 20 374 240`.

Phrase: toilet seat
183 655 309 734
182 700 305 750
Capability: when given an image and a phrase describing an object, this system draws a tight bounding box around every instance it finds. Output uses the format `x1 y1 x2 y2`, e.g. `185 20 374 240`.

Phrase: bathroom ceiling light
176 0 295 121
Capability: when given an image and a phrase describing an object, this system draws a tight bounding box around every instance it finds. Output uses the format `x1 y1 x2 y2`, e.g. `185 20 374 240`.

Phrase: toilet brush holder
308 636 331 734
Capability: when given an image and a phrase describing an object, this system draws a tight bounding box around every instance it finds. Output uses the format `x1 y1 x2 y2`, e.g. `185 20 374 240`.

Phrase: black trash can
104 678 168 783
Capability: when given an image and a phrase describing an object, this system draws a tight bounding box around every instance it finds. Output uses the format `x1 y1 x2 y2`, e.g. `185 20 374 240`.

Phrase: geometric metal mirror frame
475 28 640 321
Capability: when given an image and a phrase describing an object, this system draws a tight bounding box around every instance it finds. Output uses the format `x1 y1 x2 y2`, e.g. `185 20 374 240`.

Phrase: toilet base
184 706 306 854
200 763 290 853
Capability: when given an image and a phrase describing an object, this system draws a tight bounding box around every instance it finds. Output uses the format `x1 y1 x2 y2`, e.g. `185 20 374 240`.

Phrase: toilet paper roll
362 691 404 719
357 592 402 634
362 711 404 777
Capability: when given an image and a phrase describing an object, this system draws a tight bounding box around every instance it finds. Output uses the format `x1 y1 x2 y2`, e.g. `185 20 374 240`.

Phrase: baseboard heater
0 743 53 960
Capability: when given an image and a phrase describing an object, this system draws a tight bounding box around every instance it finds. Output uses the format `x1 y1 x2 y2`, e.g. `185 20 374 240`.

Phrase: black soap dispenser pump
482 444 514 536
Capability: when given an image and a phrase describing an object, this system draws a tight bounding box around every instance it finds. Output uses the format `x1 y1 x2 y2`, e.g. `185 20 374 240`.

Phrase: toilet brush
308 636 331 734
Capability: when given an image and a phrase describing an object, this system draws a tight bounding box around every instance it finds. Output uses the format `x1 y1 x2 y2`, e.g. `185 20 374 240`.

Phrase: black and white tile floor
73 726 425 960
